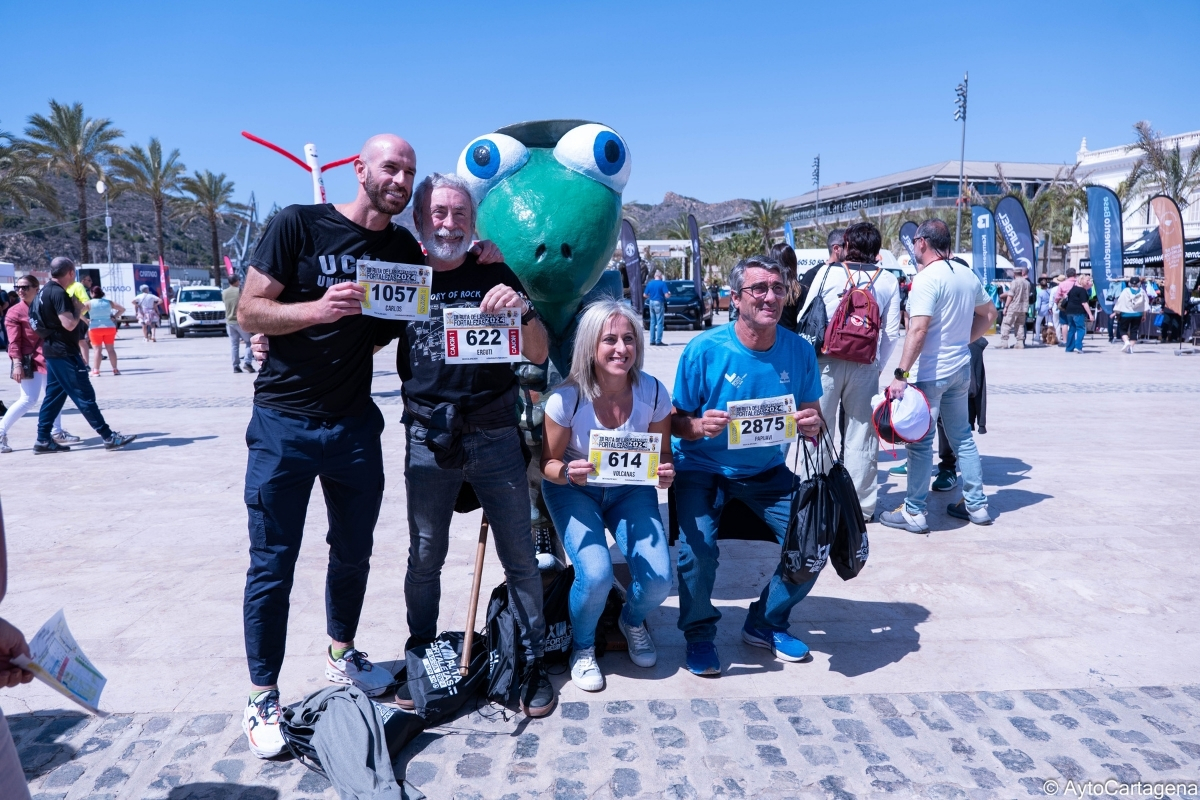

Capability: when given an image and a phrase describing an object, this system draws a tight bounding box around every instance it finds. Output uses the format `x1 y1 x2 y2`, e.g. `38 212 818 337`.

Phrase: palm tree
742 198 786 252
113 137 185 266
663 213 692 240
0 124 58 215
1126 120 1200 209
178 170 240 282
24 100 124 261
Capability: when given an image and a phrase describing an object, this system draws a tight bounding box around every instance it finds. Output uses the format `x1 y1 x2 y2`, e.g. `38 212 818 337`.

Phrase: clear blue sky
4 0 1198 214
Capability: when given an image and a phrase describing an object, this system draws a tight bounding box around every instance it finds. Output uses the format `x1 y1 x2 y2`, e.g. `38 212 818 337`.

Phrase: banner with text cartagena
1150 194 1186 316
688 213 704 298
994 196 1036 281
1086 186 1123 314
971 205 996 286
899 221 919 267
620 219 643 314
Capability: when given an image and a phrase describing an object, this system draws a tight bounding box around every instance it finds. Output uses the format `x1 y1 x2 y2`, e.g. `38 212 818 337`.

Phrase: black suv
642 280 714 331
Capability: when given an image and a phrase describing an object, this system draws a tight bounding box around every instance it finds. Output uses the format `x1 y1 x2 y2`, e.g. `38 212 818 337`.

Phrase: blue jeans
242 403 385 686
404 423 545 656
674 465 819 643
649 300 665 344
905 364 986 516
37 354 113 442
542 480 672 649
1066 313 1088 352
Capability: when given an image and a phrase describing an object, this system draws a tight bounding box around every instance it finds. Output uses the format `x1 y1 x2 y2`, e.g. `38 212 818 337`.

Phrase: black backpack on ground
399 631 489 727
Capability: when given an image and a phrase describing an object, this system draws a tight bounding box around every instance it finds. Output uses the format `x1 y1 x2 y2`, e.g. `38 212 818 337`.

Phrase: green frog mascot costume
456 119 631 569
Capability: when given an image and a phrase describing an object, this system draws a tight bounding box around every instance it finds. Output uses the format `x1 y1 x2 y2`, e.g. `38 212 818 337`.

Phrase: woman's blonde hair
563 299 645 401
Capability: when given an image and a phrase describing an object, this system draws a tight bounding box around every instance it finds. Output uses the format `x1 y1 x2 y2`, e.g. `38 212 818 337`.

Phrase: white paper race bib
726 395 797 449
587 431 661 485
356 260 431 320
443 307 522 363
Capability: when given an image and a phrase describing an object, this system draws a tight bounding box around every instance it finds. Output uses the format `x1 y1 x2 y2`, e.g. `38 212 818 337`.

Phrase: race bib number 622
443 307 522 363
356 260 431 320
588 431 661 485
726 395 797 449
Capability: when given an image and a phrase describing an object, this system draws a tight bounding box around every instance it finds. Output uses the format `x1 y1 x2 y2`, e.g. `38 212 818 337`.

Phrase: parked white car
170 286 227 337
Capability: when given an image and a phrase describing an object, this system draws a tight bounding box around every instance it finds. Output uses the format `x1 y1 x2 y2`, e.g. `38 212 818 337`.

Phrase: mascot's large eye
553 124 631 192
456 134 529 204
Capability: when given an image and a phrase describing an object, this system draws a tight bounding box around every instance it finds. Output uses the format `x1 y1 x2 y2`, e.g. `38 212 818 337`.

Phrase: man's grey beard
422 226 473 261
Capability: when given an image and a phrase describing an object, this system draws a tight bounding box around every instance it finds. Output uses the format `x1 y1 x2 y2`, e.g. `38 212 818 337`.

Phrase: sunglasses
15 284 33 291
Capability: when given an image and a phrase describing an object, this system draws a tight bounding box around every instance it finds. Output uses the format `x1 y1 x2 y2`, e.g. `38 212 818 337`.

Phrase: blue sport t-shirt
672 324 822 478
644 279 669 303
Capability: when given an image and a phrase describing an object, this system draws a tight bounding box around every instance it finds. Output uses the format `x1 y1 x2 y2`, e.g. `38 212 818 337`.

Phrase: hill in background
621 192 752 238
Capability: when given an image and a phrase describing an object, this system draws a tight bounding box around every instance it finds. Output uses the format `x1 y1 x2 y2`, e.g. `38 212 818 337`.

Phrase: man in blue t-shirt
671 255 823 676
643 271 670 346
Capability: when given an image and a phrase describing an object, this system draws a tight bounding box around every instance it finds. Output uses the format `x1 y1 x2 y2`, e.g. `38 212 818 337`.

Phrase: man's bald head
354 133 417 216
50 256 76 279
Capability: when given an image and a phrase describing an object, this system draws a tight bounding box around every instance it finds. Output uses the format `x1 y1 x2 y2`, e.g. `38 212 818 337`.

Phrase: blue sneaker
685 642 721 676
742 622 811 663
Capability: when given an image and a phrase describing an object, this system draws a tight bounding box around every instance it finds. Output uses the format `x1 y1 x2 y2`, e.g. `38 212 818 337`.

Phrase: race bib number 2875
443 307 522 364
726 395 797 449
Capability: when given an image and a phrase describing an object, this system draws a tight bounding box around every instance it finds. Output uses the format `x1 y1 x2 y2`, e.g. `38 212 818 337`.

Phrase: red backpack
822 268 882 364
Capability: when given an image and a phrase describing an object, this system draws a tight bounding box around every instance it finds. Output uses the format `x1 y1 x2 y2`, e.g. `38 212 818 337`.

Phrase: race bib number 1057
356 260 431 321
588 431 661 486
443 307 522 363
726 395 797 449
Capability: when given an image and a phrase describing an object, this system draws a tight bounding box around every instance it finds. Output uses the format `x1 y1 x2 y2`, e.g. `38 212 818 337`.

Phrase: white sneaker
569 647 605 692
617 614 657 668
52 430 81 444
325 647 393 697
0 435 10 454
242 690 287 759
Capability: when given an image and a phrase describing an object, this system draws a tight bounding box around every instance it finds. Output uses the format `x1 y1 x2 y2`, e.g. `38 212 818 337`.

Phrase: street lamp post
812 155 821 226
96 180 112 265
953 73 968 253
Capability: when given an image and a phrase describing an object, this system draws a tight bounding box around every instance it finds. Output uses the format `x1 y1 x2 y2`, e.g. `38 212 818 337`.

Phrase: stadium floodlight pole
954 72 968 252
812 155 821 225
241 132 358 204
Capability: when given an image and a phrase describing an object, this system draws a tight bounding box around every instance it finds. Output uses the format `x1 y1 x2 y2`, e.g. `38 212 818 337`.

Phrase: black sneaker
520 657 557 718
33 440 70 454
104 432 137 451
234 365 243 373
243 363 256 373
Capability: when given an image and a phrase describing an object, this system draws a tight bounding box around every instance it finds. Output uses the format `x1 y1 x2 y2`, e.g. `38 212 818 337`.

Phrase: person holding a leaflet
383 172 556 718
540 299 674 692
670 255 823 676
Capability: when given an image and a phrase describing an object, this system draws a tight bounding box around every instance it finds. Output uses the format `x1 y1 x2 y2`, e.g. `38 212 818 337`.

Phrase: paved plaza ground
2 315 1198 798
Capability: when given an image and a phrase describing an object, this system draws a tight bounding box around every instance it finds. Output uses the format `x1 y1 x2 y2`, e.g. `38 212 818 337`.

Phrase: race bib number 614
726 395 797 449
443 307 522 364
588 431 661 485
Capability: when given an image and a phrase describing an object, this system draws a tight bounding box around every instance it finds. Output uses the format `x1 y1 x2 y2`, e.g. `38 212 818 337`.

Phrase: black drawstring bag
541 566 575 664
483 583 521 706
400 631 488 727
822 431 870 581
781 441 836 585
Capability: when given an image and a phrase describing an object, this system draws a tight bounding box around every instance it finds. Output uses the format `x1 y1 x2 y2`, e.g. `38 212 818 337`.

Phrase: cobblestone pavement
18 684 1200 798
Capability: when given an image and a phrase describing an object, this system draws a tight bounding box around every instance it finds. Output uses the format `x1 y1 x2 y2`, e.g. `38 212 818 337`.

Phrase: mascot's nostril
535 243 547 261
561 243 572 259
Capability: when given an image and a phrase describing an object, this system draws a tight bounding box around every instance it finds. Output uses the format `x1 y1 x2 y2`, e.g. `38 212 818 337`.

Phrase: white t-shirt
798 262 902 366
907 259 991 381
545 374 673 480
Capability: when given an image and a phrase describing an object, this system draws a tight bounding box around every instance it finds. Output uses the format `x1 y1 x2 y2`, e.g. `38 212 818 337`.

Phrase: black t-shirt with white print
249 203 424 419
379 252 528 414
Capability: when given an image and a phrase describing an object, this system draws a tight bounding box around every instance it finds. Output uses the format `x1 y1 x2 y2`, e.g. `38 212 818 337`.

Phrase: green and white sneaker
242 690 286 759
325 647 393 697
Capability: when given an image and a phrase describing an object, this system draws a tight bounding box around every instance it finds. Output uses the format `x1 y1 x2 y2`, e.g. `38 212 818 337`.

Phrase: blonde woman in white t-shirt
541 299 674 692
